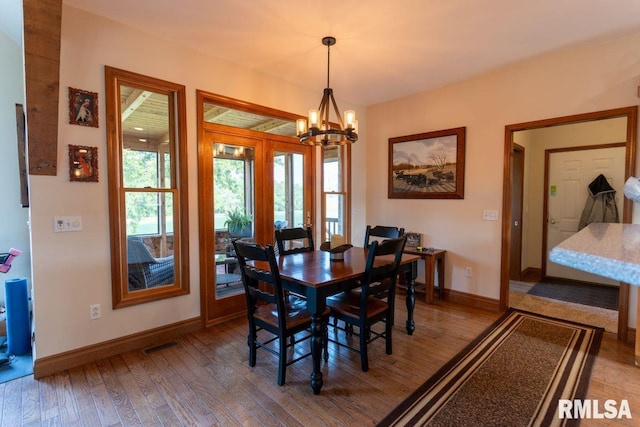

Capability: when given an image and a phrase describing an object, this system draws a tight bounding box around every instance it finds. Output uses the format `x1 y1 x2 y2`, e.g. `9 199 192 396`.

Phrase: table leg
425 256 435 304
405 260 416 335
437 254 445 301
309 312 324 394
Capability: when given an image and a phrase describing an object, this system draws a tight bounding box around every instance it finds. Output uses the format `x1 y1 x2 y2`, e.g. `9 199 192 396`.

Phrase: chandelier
296 36 358 146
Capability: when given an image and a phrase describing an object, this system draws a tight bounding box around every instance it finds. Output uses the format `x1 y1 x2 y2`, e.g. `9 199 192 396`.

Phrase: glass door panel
214 142 255 299
270 141 313 249
200 129 309 325
273 151 305 229
324 193 346 241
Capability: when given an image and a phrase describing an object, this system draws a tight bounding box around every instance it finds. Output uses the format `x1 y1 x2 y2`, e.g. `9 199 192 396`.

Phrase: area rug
378 309 602 427
0 353 33 384
528 278 618 310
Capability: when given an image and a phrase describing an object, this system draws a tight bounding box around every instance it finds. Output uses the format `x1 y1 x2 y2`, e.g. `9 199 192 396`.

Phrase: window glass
214 142 255 299
123 150 158 188
322 145 348 242
323 146 341 192
274 152 304 228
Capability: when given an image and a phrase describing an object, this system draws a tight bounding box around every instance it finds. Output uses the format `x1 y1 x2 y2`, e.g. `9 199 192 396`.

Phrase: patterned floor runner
378 309 602 427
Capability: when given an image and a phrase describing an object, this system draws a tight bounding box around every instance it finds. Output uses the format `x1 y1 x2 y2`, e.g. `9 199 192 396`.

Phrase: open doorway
500 106 638 341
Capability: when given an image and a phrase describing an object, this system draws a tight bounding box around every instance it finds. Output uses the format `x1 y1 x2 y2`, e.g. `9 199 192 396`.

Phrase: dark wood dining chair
363 225 405 247
233 240 327 385
274 226 314 255
327 235 407 372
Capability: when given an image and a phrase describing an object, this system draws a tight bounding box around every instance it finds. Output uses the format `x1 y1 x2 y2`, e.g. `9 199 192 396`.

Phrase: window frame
321 144 351 243
105 66 190 308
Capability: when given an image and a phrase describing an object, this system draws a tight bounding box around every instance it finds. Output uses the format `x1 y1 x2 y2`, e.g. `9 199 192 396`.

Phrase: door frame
198 126 315 326
500 106 637 342
509 143 525 281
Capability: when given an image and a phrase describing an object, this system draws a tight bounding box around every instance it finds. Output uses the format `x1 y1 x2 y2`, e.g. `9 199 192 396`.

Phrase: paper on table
330 234 344 249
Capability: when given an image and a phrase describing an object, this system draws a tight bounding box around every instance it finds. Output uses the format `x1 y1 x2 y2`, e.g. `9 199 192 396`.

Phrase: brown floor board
0 301 638 426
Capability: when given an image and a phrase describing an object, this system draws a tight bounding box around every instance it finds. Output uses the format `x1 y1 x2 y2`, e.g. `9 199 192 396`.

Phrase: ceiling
60 0 640 107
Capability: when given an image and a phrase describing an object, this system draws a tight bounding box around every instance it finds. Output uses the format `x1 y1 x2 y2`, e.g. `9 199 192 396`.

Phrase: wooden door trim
500 106 637 342
510 143 525 281
198 130 263 325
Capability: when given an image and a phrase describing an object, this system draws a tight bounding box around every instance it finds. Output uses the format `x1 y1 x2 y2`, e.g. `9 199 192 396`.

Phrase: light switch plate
54 216 83 232
482 210 499 221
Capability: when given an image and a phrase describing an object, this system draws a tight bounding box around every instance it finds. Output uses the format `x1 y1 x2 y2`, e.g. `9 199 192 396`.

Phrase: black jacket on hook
578 173 619 230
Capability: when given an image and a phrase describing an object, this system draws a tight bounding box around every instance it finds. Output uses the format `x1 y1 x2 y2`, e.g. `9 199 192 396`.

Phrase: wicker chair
127 236 175 290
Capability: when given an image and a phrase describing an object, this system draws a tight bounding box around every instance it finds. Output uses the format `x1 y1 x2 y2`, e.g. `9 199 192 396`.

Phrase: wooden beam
15 104 29 207
23 0 62 176
121 89 153 121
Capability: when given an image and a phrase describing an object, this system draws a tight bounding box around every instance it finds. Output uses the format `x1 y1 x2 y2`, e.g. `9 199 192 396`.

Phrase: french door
199 129 314 325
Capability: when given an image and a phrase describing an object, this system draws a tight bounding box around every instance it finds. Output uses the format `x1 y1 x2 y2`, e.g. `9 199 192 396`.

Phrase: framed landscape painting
388 127 466 199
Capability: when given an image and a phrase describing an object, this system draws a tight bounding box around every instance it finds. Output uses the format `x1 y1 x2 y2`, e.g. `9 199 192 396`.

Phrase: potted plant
224 208 252 238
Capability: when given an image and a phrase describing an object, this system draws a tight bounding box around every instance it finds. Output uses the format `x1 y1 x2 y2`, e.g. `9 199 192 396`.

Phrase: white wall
27 5 367 359
366 31 640 325
0 21 31 303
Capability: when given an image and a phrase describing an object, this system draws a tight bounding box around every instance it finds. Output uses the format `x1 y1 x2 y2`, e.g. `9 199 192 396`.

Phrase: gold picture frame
69 144 98 182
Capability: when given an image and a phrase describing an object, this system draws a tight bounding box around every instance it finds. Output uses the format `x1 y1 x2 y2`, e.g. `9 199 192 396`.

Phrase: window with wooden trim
105 66 189 308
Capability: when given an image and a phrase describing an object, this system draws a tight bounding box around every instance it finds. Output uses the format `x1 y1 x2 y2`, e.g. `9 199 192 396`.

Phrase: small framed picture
68 87 99 127
69 145 98 182
405 232 422 248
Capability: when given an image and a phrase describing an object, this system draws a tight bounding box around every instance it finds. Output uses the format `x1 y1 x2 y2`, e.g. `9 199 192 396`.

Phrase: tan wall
27 5 367 359
366 31 640 325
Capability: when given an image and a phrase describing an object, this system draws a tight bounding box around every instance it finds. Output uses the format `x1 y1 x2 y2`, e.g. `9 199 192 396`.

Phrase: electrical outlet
90 304 101 320
464 267 472 277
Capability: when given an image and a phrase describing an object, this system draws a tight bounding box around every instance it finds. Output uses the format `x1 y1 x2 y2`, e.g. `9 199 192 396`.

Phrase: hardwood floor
0 300 637 426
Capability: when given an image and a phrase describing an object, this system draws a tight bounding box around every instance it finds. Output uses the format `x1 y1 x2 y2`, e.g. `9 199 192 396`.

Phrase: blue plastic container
4 277 31 355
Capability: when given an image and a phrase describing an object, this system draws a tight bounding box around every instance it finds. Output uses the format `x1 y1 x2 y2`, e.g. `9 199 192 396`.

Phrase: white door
546 147 624 283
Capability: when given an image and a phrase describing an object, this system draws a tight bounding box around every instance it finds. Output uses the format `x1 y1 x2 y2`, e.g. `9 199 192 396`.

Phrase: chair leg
386 321 393 355
278 334 287 386
360 326 369 372
248 326 257 367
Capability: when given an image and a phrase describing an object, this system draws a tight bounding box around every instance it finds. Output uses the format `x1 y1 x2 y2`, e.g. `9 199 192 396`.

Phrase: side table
403 248 446 304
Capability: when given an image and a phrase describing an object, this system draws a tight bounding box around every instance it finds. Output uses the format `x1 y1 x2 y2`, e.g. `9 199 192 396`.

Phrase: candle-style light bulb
344 110 355 129
309 109 320 128
296 118 308 135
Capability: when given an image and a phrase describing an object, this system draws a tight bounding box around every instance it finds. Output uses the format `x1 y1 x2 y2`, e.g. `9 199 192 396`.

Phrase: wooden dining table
258 247 419 394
